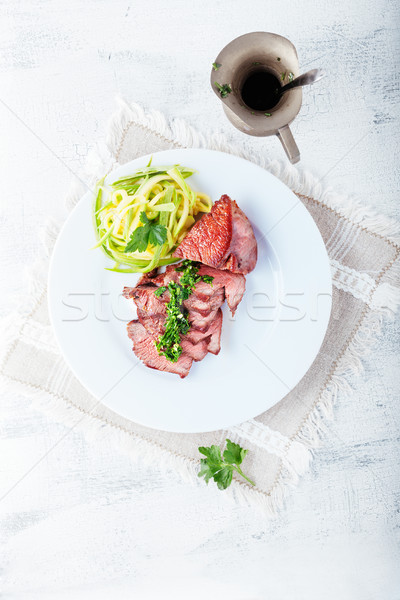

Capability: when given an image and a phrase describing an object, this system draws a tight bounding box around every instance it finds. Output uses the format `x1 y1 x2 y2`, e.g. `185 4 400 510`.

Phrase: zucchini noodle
92 164 212 273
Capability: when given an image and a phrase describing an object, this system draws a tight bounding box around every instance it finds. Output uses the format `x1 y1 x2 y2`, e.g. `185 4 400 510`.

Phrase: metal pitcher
211 32 302 164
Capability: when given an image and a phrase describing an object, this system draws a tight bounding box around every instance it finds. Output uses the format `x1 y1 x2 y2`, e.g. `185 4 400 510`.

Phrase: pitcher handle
277 125 300 164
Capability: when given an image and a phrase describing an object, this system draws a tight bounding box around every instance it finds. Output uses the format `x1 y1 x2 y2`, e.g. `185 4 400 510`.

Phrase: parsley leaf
281 71 287 81
198 439 255 490
139 211 150 225
148 224 167 247
124 224 148 252
288 72 294 82
212 62 221 71
223 439 247 465
214 466 233 490
199 444 222 464
124 211 167 253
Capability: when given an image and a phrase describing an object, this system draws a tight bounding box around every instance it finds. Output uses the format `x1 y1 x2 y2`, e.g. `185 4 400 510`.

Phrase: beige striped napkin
2 100 399 514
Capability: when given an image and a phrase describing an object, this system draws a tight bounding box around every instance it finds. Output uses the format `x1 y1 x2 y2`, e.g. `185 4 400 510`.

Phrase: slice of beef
227 200 258 274
195 265 245 315
135 312 166 340
184 287 225 315
181 338 210 362
127 320 193 378
186 309 222 355
188 307 220 331
136 269 158 285
174 196 232 267
123 284 166 316
201 308 223 355
173 195 257 274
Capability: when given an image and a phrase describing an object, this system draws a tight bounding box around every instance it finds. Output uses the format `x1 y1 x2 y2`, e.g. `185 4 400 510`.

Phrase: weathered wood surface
0 1 399 597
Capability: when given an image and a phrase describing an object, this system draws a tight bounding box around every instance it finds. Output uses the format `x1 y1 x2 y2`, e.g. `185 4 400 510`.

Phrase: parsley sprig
198 439 255 490
124 211 167 253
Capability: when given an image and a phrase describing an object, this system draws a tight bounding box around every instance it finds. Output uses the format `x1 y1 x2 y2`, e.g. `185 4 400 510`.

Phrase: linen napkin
2 100 399 514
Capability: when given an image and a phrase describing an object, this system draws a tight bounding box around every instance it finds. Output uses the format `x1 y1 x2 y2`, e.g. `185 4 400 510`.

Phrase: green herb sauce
154 260 214 362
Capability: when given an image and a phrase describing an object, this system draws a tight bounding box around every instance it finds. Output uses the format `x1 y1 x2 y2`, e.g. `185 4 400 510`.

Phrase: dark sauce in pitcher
241 70 280 111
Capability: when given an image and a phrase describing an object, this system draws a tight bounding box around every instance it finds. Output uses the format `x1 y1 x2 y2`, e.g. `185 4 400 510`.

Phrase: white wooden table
1 1 399 598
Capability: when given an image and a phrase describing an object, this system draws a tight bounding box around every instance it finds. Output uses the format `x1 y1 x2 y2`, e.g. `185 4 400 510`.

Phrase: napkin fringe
1 99 400 516
0 372 282 516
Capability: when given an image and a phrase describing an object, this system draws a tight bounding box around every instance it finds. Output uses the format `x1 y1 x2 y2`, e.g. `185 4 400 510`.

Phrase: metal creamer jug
211 32 302 164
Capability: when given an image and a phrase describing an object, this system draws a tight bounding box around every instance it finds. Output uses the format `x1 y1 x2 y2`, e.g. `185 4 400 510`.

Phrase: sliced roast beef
157 264 245 315
173 195 257 274
226 201 258 274
126 282 221 358
127 263 245 316
185 309 222 355
124 254 248 377
123 284 165 315
138 303 222 354
125 284 220 319
196 308 222 355
188 307 220 331
135 312 166 340
195 265 245 315
128 283 221 334
181 338 210 362
184 287 225 315
174 196 232 267
127 320 193 378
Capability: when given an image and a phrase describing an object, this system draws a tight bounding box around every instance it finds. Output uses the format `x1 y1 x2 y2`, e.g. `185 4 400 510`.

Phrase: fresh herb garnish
264 112 271 117
252 61 261 66
288 72 294 82
154 286 167 297
201 275 214 284
281 71 287 81
212 62 221 71
124 211 167 253
198 439 255 490
214 82 232 98
155 260 214 362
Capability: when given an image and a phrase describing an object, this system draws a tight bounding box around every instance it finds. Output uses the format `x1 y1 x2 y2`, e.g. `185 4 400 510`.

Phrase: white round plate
48 149 332 433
